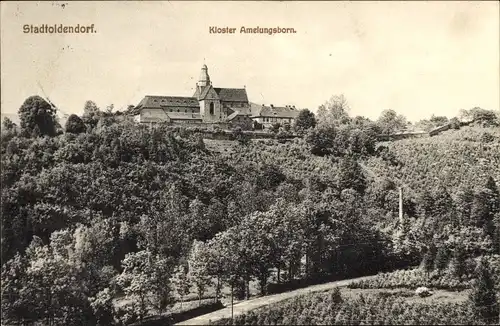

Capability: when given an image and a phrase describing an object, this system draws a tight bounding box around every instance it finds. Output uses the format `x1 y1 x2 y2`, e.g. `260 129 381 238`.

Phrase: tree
116 250 174 320
317 95 350 126
257 164 286 191
336 156 366 194
232 127 250 145
376 109 407 134
469 258 499 324
434 246 450 271
89 288 115 326
82 100 101 130
294 109 316 130
83 100 99 117
2 117 17 130
187 241 212 306
455 187 475 225
485 177 500 217
449 117 461 129
18 95 57 137
469 107 499 126
472 182 498 247
429 115 449 127
305 126 336 156
1 234 95 325
65 114 86 134
431 185 455 222
449 245 467 279
171 263 191 309
421 244 436 274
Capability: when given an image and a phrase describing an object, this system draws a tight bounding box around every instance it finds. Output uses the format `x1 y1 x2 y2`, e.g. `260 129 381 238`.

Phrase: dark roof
250 103 300 119
137 96 200 109
166 112 202 120
213 88 248 102
227 110 251 121
200 86 214 99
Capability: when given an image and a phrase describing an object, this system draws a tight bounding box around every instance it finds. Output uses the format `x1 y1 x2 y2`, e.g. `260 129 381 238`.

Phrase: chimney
270 104 274 109
399 187 404 225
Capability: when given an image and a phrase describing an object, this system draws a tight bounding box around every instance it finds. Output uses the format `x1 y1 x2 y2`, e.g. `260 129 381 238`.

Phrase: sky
1 1 498 122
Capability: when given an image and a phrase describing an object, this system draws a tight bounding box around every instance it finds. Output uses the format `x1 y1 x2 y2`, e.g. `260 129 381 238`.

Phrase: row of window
263 117 293 123
166 108 198 113
162 102 245 115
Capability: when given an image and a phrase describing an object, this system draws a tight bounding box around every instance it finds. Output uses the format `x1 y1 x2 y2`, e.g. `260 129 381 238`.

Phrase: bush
65 114 87 134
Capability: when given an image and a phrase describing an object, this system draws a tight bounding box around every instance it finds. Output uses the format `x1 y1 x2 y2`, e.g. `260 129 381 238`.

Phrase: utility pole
231 283 234 325
399 187 404 225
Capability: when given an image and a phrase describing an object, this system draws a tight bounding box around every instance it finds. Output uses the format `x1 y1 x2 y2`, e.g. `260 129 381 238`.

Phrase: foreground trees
469 258 499 324
116 250 174 320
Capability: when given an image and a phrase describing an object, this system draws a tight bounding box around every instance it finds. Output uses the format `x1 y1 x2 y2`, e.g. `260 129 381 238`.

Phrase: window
209 102 214 115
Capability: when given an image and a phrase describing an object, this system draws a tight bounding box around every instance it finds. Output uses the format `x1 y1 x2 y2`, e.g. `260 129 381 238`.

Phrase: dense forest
1 95 499 325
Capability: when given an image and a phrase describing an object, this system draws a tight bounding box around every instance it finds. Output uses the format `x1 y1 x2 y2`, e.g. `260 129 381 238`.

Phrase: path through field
176 275 377 325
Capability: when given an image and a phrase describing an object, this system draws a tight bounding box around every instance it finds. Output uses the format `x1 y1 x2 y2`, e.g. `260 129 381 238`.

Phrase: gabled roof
213 88 248 102
227 110 251 121
137 96 200 109
250 103 300 119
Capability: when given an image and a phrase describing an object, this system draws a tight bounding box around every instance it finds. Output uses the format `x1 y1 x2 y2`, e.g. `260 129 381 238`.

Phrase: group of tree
2 94 499 325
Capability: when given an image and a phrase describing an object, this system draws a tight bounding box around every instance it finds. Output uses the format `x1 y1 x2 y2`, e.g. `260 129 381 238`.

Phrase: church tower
193 64 222 122
197 64 211 87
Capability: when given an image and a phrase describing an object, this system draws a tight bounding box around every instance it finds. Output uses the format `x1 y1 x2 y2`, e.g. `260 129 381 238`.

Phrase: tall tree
18 95 57 137
336 156 366 194
171 263 191 309
434 246 450 271
317 95 350 126
294 109 317 131
82 100 101 130
187 241 212 306
469 258 499 324
485 177 500 217
421 243 436 274
449 245 467 279
455 187 475 225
